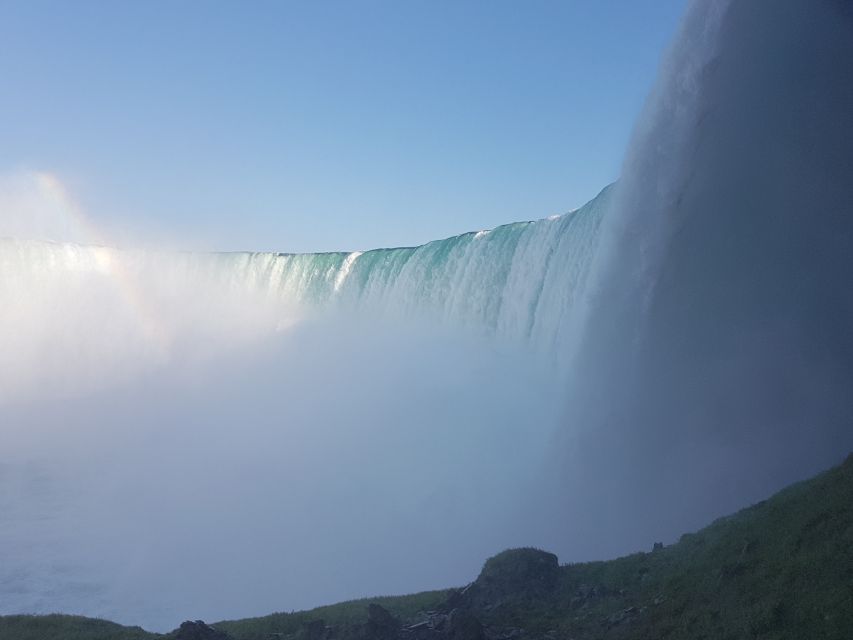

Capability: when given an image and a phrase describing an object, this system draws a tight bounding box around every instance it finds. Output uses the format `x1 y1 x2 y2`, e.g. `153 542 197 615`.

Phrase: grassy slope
213 590 452 639
0 614 155 640
2 454 851 640
489 452 853 639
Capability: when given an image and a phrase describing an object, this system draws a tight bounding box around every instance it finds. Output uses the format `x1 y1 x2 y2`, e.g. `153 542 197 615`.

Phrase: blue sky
0 0 686 252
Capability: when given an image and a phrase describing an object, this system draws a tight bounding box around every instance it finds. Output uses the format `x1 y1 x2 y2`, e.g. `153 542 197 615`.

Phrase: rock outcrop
174 620 233 640
465 548 559 611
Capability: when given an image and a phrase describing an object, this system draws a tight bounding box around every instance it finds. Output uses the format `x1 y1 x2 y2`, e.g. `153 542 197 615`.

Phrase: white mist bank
0 237 567 630
1 313 563 630
0 168 587 629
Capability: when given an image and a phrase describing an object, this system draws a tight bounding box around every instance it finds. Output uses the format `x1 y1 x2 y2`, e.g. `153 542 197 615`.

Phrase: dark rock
488 627 522 640
401 624 437 640
470 549 559 609
364 604 401 640
368 604 399 626
447 609 485 640
402 611 453 640
429 613 450 631
569 583 610 609
444 588 467 612
606 607 638 627
174 620 232 640
404 621 431 632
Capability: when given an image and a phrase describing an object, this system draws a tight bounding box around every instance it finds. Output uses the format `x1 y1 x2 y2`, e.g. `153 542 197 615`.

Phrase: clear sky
0 0 687 253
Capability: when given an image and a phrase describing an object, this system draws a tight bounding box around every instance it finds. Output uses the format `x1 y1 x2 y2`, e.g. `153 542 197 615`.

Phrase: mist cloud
0 223 562 630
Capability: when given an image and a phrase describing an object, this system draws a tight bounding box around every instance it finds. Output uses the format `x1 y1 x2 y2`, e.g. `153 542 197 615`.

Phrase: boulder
174 620 232 640
469 548 559 609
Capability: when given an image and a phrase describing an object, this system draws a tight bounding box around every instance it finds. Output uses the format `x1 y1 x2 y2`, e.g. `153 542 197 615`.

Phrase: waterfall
551 0 853 558
2 0 852 629
0 183 612 391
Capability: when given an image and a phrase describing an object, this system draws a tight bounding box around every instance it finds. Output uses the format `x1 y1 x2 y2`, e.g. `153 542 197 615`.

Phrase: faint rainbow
35 172 171 357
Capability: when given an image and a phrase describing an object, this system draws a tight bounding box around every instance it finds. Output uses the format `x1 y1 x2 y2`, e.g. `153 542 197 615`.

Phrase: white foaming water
0 183 610 402
551 0 853 560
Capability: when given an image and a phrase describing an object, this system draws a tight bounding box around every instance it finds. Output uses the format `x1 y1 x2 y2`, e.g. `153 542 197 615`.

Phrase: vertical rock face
556 0 853 559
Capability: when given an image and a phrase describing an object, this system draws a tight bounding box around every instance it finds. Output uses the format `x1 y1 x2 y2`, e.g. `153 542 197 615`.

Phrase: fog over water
1 311 561 629
2 0 853 632
0 192 579 629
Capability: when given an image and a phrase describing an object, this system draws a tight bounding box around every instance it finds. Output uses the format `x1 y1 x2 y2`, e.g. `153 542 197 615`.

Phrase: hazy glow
0 173 303 403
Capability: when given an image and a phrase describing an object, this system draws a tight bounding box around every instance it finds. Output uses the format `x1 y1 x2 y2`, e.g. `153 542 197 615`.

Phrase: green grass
0 614 156 640
479 452 853 640
213 590 451 640
3 453 851 640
